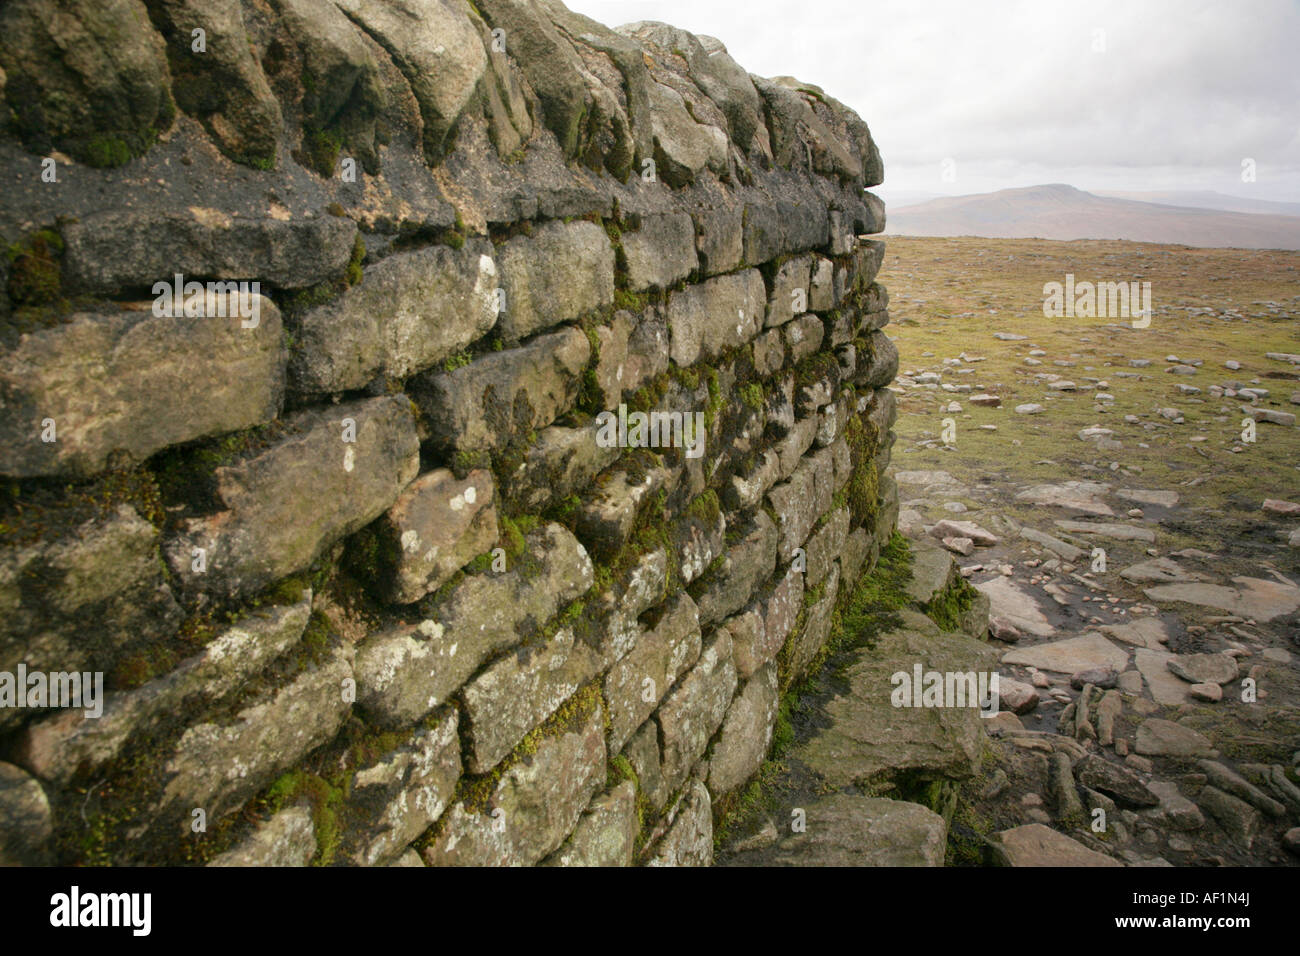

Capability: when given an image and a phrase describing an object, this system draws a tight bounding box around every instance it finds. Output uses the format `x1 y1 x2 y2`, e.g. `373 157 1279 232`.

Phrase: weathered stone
354 523 592 728
1198 785 1258 849
621 212 698 291
462 629 602 773
604 595 702 753
15 594 311 784
767 450 833 556
165 395 419 598
730 795 944 867
62 210 357 294
666 269 765 367
158 643 353 832
413 326 590 457
292 241 499 393
672 505 726 586
791 563 839 678
907 537 959 605
366 469 497 605
1002 634 1129 674
0 0 172 166
0 504 181 707
623 720 669 812
805 508 850 587
542 781 637 867
209 807 316 867
795 613 998 789
1167 653 1238 686
0 298 283 477
691 203 745 275
647 779 713 866
422 693 606 866
784 314 825 366
503 422 621 513
708 663 778 797
343 712 461 866
657 630 737 791
1143 577 1300 623
1134 718 1214 758
1198 760 1286 818
1146 780 1205 831
496 220 615 341
643 79 728 186
1075 754 1158 808
1015 481 1114 517
724 449 781 512
335 0 486 162
694 511 778 626
841 528 873 585
766 256 813 327
0 762 52 865
572 465 671 562
988 824 1122 867
856 330 899 389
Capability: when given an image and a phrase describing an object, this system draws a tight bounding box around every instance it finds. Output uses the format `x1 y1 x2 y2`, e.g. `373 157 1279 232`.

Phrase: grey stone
988 824 1121 867
503 422 621 513
1198 785 1258 848
708 663 779 796
365 468 497 605
413 326 590 457
1074 755 1159 808
496 220 614 341
657 630 737 791
1167 653 1238 686
0 762 52 865
422 693 606 866
666 269 766 367
291 241 499 393
15 594 312 784
209 807 316 867
165 395 419 598
646 779 713 866
343 712 461 866
354 523 592 728
604 595 702 753
1134 719 1214 758
158 643 353 833
542 781 637 867
766 256 813 327
621 212 698 291
461 629 602 773
731 795 946 867
0 298 283 477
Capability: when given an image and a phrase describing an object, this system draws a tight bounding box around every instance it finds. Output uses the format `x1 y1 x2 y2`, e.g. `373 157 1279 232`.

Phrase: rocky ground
718 236 1300 866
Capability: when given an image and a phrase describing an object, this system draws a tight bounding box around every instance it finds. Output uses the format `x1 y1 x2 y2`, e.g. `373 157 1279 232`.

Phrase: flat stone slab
1100 617 1171 650
1135 719 1215 758
1019 528 1084 561
988 824 1122 867
1055 520 1156 543
1016 481 1113 517
728 795 947 866
1167 653 1238 686
905 537 958 605
794 613 999 789
976 578 1055 637
1133 649 1192 705
1117 489 1179 508
1119 558 1208 585
1144 576 1300 622
1002 634 1129 675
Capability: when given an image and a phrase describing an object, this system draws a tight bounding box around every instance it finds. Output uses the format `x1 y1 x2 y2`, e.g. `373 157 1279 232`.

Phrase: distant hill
1095 190 1300 218
886 184 1300 250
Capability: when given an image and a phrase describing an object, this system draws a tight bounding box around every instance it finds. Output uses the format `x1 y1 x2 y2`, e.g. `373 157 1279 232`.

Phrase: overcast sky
567 0 1300 203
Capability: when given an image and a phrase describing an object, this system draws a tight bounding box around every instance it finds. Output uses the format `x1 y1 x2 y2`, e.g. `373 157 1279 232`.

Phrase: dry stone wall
0 0 896 866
